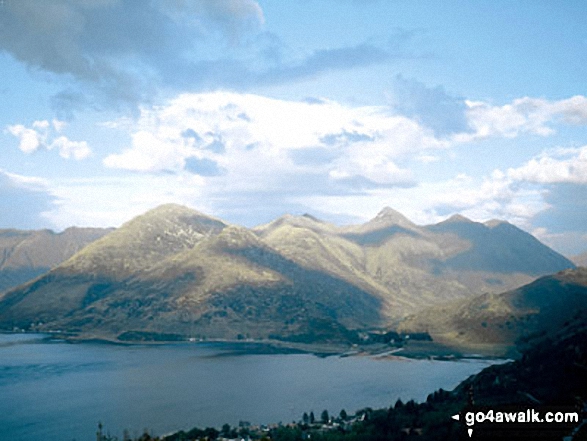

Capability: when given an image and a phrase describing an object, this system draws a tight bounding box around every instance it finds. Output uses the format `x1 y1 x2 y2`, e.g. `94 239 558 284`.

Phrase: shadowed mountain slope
399 267 587 351
426 216 574 275
0 205 577 341
0 209 382 340
0 227 112 294
340 206 421 246
256 208 574 319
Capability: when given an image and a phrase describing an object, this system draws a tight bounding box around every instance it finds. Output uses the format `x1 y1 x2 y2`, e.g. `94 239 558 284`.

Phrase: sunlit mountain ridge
0 204 574 342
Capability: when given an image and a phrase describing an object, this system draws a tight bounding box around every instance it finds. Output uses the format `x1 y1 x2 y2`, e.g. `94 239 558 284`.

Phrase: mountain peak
253 212 335 237
369 206 415 227
141 203 211 219
62 204 227 277
128 204 227 231
277 213 323 223
443 214 473 224
302 213 322 222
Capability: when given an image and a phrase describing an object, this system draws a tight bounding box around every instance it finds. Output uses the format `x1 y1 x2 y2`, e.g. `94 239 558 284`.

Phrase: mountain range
0 227 112 294
0 204 575 342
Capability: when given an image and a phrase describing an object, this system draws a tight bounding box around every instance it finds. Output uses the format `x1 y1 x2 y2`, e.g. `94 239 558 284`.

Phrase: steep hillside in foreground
0 227 112 294
399 267 587 351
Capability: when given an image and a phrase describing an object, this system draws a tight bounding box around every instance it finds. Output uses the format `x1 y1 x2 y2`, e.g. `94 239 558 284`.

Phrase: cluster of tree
363 331 432 345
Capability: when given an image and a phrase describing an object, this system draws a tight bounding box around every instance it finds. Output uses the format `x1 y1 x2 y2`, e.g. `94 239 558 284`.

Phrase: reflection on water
0 333 498 441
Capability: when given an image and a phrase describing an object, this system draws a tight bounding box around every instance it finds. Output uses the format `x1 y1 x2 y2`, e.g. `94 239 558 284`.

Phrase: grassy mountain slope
399 267 587 352
0 210 382 339
257 208 572 320
255 214 396 318
0 205 577 341
61 204 227 277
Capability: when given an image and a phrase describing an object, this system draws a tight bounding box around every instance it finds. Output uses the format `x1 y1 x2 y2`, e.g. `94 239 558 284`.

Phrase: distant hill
426 216 574 276
0 227 111 294
0 205 576 341
399 267 587 351
256 209 574 319
572 251 587 267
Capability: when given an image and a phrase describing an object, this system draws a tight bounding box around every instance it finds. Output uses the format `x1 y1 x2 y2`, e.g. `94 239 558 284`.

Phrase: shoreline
0 330 513 441
0 329 512 360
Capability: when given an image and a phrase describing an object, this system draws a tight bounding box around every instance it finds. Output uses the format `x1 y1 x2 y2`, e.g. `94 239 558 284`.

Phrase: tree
310 411 315 424
405 399 417 413
302 412 309 425
204 427 219 440
339 409 348 421
271 426 302 441
96 422 104 441
321 409 330 424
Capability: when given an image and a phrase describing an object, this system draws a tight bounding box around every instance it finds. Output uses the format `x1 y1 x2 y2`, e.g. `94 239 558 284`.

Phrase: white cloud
5 120 91 160
414 147 587 229
100 92 587 197
549 95 587 125
6 124 45 154
456 95 587 142
103 131 190 172
300 159 552 233
32 120 50 130
384 145 587 244
9 91 585 254
2 169 51 190
416 154 441 164
51 136 92 160
506 145 587 184
52 119 67 132
103 91 444 187
103 93 587 185
96 91 587 244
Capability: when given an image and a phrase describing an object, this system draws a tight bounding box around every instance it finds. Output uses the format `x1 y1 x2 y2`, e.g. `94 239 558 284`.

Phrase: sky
1 0 587 256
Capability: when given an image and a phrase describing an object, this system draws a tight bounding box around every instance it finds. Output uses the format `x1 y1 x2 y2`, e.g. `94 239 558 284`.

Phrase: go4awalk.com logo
451 405 583 439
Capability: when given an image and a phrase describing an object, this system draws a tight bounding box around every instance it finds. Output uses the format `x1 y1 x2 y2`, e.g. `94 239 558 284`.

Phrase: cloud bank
102 91 444 189
6 120 91 159
0 0 412 113
5 87 587 253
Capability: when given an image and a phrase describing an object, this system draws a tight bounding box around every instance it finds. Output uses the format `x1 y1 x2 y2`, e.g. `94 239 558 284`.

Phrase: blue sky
1 0 587 256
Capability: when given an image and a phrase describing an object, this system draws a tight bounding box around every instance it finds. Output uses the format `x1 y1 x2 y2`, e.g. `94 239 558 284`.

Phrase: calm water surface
0 333 499 441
